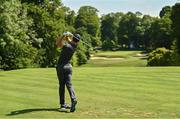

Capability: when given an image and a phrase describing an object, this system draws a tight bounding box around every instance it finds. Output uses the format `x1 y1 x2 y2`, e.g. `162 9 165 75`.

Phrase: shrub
76 50 87 65
0 42 37 70
71 52 78 66
147 48 174 66
102 40 117 50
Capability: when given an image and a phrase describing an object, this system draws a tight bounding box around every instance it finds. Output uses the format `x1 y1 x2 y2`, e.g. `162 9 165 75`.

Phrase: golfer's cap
73 34 81 42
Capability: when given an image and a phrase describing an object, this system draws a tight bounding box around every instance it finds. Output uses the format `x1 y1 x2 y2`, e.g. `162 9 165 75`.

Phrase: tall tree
101 12 124 50
117 12 142 49
171 3 180 55
75 6 101 46
21 0 62 6
141 15 155 49
0 0 37 70
24 0 67 67
148 17 172 50
159 6 172 18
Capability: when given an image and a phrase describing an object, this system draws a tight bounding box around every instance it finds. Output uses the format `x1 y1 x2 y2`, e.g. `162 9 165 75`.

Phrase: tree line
101 4 180 66
0 0 180 70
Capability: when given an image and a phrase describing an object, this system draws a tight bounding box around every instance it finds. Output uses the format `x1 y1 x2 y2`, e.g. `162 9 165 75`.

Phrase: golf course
0 51 180 118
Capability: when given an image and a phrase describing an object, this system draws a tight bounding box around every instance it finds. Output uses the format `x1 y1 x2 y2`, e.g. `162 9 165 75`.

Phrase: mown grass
83 50 147 67
94 50 142 58
0 67 180 118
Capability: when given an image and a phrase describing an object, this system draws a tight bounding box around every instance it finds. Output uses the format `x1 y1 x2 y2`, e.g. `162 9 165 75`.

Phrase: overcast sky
62 0 179 16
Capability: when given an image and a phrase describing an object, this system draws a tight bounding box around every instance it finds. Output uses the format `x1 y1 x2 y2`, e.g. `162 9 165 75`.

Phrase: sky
61 0 179 16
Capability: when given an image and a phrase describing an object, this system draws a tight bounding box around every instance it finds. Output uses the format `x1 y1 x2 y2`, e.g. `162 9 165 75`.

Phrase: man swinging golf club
56 32 81 112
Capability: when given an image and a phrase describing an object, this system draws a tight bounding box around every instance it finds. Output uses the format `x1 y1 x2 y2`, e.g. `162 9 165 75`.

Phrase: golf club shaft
63 31 93 49
81 41 92 48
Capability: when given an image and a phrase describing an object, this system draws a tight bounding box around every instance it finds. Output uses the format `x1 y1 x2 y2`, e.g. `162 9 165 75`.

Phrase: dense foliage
101 12 123 50
0 0 180 70
0 0 37 70
171 3 180 55
147 48 174 66
0 0 99 70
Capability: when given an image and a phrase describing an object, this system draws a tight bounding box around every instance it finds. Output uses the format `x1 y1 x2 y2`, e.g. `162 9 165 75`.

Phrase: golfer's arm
56 36 65 48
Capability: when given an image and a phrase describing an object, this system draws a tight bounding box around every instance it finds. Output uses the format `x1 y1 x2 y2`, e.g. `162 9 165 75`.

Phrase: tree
101 12 124 50
141 15 155 49
22 0 91 67
20 0 62 6
171 3 180 55
73 6 101 65
0 0 37 70
24 0 67 67
148 17 172 50
75 27 92 64
117 12 142 49
159 6 172 18
64 8 76 26
75 6 101 46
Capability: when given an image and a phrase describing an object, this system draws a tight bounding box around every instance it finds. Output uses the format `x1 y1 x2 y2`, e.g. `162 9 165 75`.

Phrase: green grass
83 50 147 67
94 51 142 58
0 67 180 118
0 51 180 118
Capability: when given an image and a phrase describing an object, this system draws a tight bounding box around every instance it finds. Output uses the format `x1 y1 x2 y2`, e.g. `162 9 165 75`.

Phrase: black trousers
56 64 76 105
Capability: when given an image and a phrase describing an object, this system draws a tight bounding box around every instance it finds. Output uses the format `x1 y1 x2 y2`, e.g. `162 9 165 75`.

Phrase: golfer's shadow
6 108 69 116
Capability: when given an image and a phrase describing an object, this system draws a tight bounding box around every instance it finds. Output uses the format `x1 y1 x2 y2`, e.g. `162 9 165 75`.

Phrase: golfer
56 32 80 112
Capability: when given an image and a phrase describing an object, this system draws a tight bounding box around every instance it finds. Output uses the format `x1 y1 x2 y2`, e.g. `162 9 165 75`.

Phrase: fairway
1 0 180 118
0 67 180 118
83 51 147 67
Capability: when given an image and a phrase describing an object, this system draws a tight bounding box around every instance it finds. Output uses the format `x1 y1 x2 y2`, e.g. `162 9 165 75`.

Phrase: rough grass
0 67 180 118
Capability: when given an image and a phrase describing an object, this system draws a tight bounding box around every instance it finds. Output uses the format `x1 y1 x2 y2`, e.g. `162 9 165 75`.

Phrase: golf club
63 32 94 50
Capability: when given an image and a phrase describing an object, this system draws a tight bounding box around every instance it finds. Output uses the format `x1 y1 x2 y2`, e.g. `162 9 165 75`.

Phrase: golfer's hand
63 32 73 37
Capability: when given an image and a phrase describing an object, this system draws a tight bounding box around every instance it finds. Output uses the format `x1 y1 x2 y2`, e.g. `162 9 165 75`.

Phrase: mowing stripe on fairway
0 67 180 118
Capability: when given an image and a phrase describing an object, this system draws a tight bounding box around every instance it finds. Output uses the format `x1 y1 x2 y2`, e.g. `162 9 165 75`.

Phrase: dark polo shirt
57 42 77 66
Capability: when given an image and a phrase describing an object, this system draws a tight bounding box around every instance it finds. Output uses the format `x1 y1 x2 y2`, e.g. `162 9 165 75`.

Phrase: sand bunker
136 53 147 57
91 57 124 60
